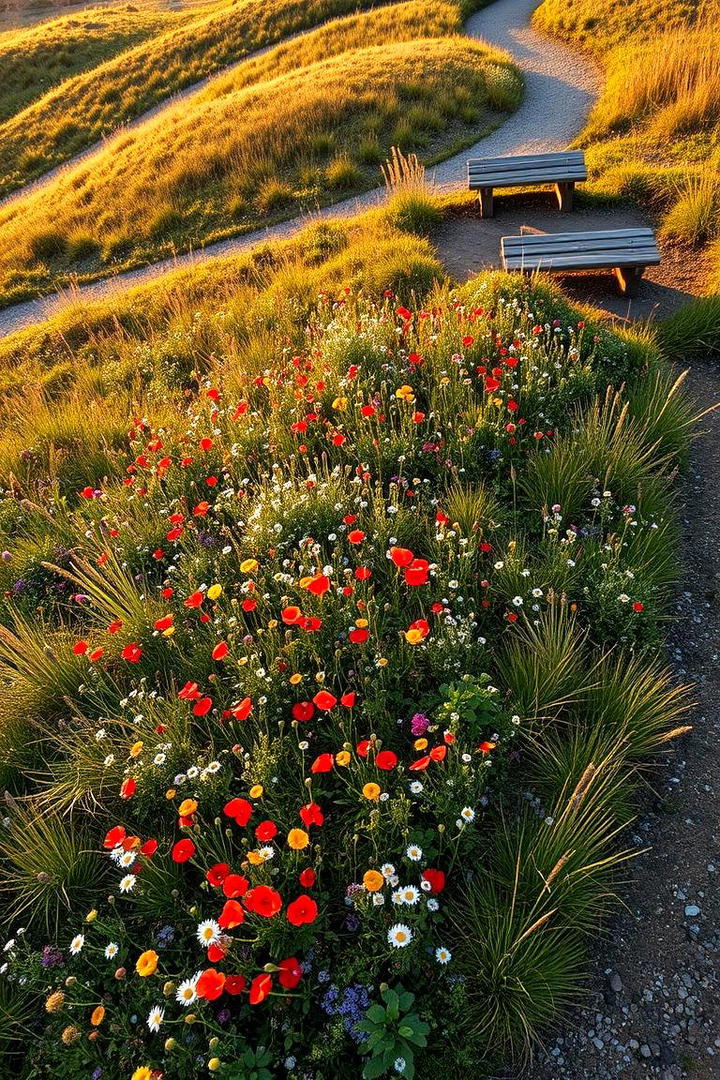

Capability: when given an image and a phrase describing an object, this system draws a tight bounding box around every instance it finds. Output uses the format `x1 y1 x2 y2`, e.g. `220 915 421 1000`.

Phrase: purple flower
41 945 63 969
410 712 429 736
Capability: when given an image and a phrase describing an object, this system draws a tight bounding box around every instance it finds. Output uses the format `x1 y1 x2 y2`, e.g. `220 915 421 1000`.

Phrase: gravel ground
520 364 720 1080
0 0 600 338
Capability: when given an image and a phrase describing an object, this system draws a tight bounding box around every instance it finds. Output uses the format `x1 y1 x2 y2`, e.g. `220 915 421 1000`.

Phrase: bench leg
555 181 575 212
614 265 645 297
478 187 494 218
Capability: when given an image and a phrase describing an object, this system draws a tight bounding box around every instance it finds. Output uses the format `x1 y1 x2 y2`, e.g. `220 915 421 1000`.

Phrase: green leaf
366 1004 387 1024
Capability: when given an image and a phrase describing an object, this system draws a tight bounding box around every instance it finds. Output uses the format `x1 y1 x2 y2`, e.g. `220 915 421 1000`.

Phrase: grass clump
658 294 720 361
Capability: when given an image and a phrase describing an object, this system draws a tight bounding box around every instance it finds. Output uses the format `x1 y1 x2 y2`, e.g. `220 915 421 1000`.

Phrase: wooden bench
467 151 587 218
500 227 661 296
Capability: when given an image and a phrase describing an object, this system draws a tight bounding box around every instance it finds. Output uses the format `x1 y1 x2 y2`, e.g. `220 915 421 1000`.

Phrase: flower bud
114 967 126 980
164 1038 177 1051
64 976 77 987
184 1013 197 1024
163 981 176 997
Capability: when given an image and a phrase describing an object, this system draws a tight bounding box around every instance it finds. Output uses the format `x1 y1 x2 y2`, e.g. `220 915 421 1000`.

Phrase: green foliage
357 985 429 1079
658 293 720 362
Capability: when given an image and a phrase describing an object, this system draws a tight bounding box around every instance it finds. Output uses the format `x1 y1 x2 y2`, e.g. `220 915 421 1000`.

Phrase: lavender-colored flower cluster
410 712 429 736
321 983 371 1042
155 924 175 948
40 945 63 969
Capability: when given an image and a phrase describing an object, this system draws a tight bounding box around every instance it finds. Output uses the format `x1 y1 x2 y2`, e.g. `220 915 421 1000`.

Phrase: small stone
640 1044 652 1058
610 973 623 993
685 904 701 917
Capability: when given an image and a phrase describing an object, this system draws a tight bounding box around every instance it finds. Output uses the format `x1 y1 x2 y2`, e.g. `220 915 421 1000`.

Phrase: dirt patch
433 195 707 322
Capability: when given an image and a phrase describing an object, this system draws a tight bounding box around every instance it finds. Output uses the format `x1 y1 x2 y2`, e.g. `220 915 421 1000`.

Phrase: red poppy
193 696 213 717
301 616 322 633
349 627 369 644
306 574 330 596
278 956 303 989
140 839 158 857
299 867 316 888
249 972 272 1005
207 944 226 964
103 825 126 849
119 777 136 799
632 601 644 612
341 692 356 708
245 885 282 918
356 739 371 757
206 862 230 887
299 802 324 827
313 690 337 711
310 753 333 774
254 820 278 843
171 839 196 863
178 681 201 701
73 640 88 656
292 701 315 723
212 642 229 661
408 755 431 772
355 567 372 581
197 969 225 1001
218 899 245 929
287 894 318 927
89 647 104 662
223 873 249 899
347 530 365 545
404 559 429 586
225 974 247 995
154 615 173 632
224 798 253 826
282 606 302 625
429 745 447 762
375 750 398 771
422 868 446 894
121 643 142 663
185 591 204 608
241 598 257 612
390 546 414 568
232 697 253 722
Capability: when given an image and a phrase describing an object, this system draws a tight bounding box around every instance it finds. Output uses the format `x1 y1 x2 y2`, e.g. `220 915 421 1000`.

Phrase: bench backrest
468 151 587 189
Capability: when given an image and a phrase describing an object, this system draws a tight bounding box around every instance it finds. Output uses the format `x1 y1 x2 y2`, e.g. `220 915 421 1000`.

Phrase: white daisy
387 923 413 948
460 807 475 823
147 1005 165 1033
406 845 422 861
401 885 420 905
105 942 119 959
205 761 221 774
391 889 405 905
409 781 423 794
380 863 395 879
118 850 135 868
69 934 85 955
153 753 166 766
196 920 221 947
119 874 137 894
372 893 385 906
176 973 200 1007
435 946 451 964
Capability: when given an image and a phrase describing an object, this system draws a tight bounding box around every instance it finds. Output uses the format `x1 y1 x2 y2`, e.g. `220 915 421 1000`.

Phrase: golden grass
0 205 446 484
0 0 401 196
533 0 720 288
0 34 521 304
0 1 188 124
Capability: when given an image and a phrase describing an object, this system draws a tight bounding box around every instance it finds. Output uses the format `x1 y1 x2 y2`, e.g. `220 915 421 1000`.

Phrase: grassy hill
0 1 192 124
0 33 521 304
534 0 720 287
0 0 418 195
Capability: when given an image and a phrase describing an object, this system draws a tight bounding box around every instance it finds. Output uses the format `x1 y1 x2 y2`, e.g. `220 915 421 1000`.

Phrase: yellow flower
209 1059 222 1072
129 740 144 758
249 784 264 799
132 1068 153 1080
378 657 388 667
362 782 381 800
289 673 303 685
162 625 175 637
247 850 264 865
335 750 351 766
355 618 369 628
90 1005 105 1026
299 575 313 590
45 991 65 1014
363 869 384 892
240 559 258 574
414 738 428 751
287 828 310 850
85 909 98 923
404 629 424 645
165 788 176 800
135 950 159 978
395 384 415 403
178 798 198 817
207 583 223 600
332 396 347 411
267 619 278 629
61 1026 80 1045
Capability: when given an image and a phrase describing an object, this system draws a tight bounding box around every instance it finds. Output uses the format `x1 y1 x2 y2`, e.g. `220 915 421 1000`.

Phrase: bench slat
500 227 661 272
469 171 587 188
468 151 585 168
502 252 660 270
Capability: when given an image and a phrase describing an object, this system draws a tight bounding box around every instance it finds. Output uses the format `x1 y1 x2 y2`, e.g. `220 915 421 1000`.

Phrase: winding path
0 0 599 338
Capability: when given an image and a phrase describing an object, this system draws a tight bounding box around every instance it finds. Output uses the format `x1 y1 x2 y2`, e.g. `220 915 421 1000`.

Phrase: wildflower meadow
0 270 694 1078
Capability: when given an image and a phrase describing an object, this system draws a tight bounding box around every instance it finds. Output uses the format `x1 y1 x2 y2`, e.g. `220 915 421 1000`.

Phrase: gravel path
0 0 599 338
525 365 720 1080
